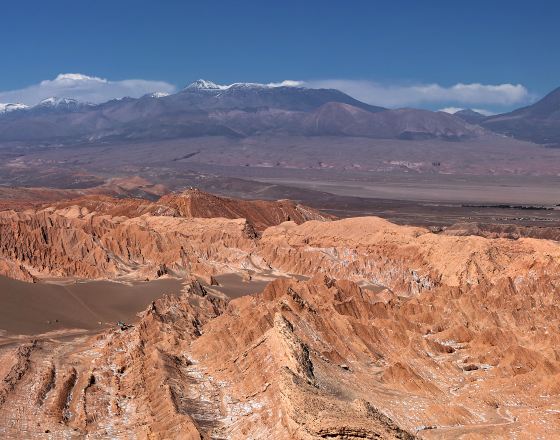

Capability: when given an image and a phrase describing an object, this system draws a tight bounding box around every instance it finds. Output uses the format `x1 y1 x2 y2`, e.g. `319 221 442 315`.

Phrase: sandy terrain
0 272 287 340
254 174 560 205
0 277 184 337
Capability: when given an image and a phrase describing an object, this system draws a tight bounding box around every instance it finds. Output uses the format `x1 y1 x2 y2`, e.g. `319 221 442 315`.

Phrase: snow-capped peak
228 80 303 89
185 79 227 90
37 97 80 107
149 92 170 98
0 103 29 113
184 79 303 92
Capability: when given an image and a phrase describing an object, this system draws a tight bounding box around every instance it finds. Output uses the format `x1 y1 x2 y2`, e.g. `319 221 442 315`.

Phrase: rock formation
0 193 559 438
0 190 332 281
49 188 333 231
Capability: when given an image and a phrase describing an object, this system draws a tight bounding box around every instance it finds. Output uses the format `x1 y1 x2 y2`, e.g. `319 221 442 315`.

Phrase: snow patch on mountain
185 79 228 90
184 79 303 91
148 92 170 98
0 103 29 113
38 97 80 107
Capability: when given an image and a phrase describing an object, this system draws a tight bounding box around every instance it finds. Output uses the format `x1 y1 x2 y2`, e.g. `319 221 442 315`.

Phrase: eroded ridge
0 213 559 438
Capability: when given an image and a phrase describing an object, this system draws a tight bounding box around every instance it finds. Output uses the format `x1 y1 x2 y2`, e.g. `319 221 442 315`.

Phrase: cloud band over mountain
0 73 533 113
0 73 176 105
297 79 532 111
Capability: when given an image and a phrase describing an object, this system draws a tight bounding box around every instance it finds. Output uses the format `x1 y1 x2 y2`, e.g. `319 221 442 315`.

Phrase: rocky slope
0 190 331 282
1 203 559 290
1 198 560 438
50 188 332 231
482 87 560 146
453 109 487 125
0 224 560 437
0 207 258 281
302 104 482 140
157 188 332 230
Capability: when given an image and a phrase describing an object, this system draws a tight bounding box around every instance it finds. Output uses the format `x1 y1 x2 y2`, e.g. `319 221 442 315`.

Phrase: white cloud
265 80 304 87
0 73 176 105
298 79 532 109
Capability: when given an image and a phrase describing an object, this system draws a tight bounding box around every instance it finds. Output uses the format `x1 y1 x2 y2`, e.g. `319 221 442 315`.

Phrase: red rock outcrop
0 279 419 438
2 263 560 437
0 189 333 282
0 207 260 281
157 188 333 231
2 207 560 292
1 200 560 438
50 188 333 231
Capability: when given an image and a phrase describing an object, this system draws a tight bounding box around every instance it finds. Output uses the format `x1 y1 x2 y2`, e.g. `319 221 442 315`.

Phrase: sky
1 0 559 113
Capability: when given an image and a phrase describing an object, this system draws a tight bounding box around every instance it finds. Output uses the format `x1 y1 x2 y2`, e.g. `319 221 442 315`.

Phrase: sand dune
0 276 183 336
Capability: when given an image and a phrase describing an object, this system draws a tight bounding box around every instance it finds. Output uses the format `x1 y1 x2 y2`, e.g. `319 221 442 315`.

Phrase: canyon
0 190 559 438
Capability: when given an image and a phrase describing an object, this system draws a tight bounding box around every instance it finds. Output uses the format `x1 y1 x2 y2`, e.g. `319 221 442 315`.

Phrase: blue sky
1 0 559 112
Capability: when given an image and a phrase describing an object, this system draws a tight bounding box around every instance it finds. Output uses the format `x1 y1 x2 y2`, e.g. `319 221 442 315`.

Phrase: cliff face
0 187 334 281
0 207 260 281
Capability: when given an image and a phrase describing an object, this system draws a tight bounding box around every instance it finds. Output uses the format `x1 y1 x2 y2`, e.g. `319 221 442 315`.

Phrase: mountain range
0 80 485 143
479 87 560 146
2 80 560 146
